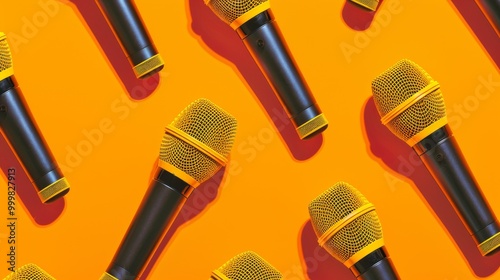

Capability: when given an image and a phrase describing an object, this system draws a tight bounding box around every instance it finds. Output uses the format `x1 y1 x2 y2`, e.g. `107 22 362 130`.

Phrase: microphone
100 98 237 280
308 182 400 280
0 32 69 203
211 251 283 280
371 59 500 256
205 0 328 140
4 263 55 280
476 0 500 36
96 0 164 79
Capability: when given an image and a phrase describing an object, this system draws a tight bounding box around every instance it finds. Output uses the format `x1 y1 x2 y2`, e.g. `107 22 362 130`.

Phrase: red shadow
298 220 356 280
449 0 500 70
139 164 227 279
60 0 160 100
0 134 64 226
362 97 500 277
187 0 323 161
342 0 385 31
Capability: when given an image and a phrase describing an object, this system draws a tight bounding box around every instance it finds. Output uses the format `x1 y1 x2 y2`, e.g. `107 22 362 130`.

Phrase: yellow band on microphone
230 2 271 30
318 203 376 248
406 116 448 146
158 159 200 188
381 81 441 125
210 270 230 280
99 272 119 280
165 125 228 166
344 238 385 267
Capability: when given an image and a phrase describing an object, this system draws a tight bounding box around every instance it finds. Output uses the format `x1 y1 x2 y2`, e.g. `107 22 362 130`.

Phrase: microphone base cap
476 223 500 256
350 0 379 11
294 106 328 139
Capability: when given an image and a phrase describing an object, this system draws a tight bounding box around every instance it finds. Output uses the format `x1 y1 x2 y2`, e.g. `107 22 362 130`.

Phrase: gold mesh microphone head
159 98 237 187
371 59 448 147
350 0 379 11
308 182 384 268
210 251 283 280
205 0 271 29
0 32 14 81
3 264 55 280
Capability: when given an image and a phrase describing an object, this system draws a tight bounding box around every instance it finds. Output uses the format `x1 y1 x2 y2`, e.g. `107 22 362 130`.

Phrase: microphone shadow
0 134 65 226
186 0 323 161
59 0 161 100
342 0 385 31
298 220 355 280
449 0 500 70
139 160 228 279
361 97 500 277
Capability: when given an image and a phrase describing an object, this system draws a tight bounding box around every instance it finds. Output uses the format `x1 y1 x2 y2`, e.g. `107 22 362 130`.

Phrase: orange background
1 0 500 279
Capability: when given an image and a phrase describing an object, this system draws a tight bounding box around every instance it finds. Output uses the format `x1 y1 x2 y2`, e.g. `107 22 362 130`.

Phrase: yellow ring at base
230 2 271 30
344 239 385 267
297 114 329 140
478 232 500 256
99 272 119 280
405 117 448 147
318 203 375 247
350 0 379 11
38 177 70 203
133 54 164 79
210 270 230 280
158 160 200 188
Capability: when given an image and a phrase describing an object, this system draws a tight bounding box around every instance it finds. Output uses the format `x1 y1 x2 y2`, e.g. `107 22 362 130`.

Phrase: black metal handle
106 168 192 279
0 78 67 202
476 0 500 35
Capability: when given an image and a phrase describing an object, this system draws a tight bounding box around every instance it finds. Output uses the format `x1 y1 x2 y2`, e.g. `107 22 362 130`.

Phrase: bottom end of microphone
100 272 119 280
39 177 70 203
296 113 329 140
349 0 379 11
133 53 164 79
478 230 500 256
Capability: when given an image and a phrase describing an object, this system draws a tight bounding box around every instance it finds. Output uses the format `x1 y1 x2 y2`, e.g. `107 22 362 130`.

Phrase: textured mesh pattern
160 98 237 183
308 182 383 263
4 264 55 280
206 0 269 25
0 35 13 73
371 59 447 142
216 251 283 279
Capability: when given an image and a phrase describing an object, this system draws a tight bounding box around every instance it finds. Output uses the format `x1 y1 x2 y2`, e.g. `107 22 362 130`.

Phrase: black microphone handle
351 247 400 280
414 125 500 255
0 77 67 202
476 0 500 35
238 11 326 139
96 0 163 77
105 168 193 280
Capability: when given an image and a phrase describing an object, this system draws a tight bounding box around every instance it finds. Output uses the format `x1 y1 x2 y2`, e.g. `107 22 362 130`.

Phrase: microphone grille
160 98 237 185
4 264 55 280
308 182 383 264
212 251 283 280
0 32 14 81
205 0 269 27
371 59 447 145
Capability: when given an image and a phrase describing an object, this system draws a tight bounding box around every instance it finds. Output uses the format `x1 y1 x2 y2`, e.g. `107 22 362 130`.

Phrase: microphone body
236 11 326 139
476 0 500 36
205 0 328 139
0 32 69 203
96 0 164 78
105 169 192 280
0 78 68 203
414 125 500 254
